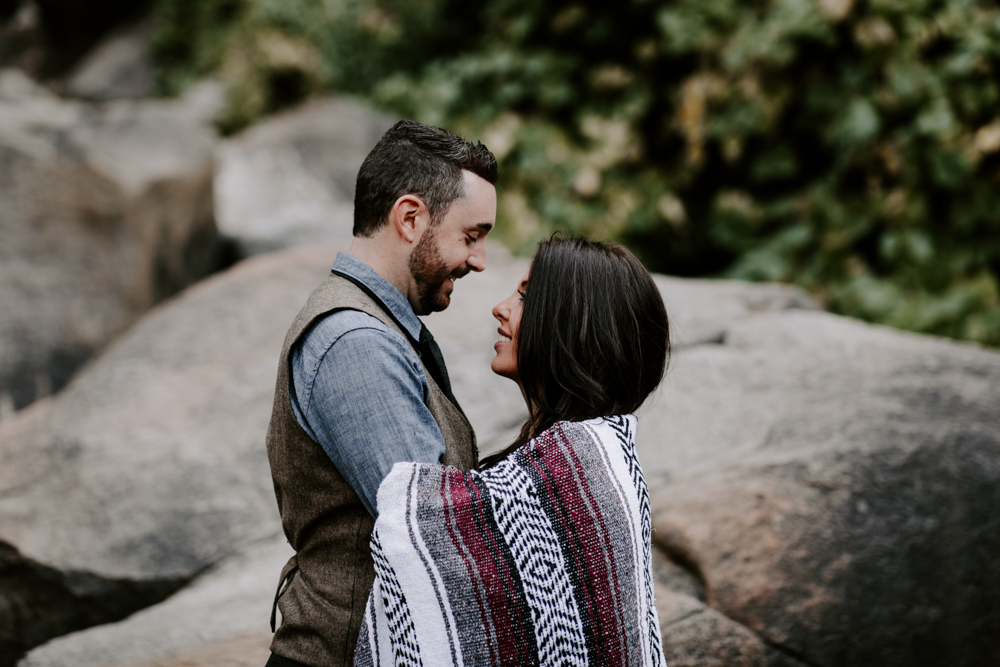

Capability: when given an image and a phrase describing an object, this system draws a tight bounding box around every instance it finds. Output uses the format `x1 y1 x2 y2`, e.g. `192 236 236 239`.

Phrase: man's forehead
460 170 498 197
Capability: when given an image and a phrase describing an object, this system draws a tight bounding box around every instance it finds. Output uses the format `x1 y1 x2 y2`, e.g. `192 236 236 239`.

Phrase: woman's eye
517 290 526 300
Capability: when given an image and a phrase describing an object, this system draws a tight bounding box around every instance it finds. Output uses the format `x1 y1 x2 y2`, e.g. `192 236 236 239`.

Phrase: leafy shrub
152 0 1000 346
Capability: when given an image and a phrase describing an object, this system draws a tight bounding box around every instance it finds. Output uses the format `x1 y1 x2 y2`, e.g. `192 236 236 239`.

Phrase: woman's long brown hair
479 236 670 468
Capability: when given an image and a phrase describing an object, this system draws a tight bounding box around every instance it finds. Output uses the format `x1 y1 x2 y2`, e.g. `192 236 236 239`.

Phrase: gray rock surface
213 97 396 257
126 633 275 667
15 243 824 665
652 549 807 667
62 20 153 101
0 247 329 662
20 536 292 667
645 312 1000 666
0 68 218 412
0 538 187 666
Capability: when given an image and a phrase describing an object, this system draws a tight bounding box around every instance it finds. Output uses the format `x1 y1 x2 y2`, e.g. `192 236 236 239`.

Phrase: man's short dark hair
353 120 499 237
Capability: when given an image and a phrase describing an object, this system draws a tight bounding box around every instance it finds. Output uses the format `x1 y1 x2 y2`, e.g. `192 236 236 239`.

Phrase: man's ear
391 194 428 244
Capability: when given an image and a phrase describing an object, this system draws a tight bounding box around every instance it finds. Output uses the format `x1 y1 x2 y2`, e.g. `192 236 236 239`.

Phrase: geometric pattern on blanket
355 415 666 667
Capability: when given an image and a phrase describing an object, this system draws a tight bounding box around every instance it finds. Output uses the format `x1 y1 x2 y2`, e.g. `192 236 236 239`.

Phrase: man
265 121 498 667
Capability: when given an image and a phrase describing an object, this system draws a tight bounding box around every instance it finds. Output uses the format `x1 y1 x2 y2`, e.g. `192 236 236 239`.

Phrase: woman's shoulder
509 415 641 473
473 415 639 474
537 414 638 446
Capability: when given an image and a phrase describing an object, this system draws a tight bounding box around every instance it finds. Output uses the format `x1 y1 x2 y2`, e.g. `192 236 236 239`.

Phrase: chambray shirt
289 252 446 517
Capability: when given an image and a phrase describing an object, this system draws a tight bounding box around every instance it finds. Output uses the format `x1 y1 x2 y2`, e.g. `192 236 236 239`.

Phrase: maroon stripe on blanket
522 423 629 667
459 471 539 667
419 466 538 667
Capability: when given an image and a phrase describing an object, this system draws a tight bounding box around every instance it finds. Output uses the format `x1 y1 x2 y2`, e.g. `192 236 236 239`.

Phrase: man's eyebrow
472 222 494 233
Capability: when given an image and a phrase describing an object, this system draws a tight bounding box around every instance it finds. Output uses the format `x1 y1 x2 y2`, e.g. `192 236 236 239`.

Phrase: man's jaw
415 278 453 314
441 266 470 297
431 269 467 310
434 280 454 311
414 266 470 314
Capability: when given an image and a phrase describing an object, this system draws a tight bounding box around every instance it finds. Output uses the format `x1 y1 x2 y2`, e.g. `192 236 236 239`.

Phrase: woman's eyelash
517 290 526 299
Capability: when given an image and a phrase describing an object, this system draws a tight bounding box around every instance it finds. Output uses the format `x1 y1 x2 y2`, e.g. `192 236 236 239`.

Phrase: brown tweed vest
267 273 477 667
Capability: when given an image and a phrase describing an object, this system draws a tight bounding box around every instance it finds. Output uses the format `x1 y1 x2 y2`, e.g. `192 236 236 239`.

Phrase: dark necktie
418 323 455 403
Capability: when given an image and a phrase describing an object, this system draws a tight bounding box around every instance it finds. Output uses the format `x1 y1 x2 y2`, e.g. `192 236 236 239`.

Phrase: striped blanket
355 415 666 667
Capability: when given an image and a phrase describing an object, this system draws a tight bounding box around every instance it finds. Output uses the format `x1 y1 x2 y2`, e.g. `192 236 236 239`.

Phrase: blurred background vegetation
150 0 1000 346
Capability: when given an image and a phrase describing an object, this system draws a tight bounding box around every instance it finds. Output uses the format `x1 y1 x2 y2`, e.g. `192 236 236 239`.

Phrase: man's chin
431 290 452 312
416 284 453 314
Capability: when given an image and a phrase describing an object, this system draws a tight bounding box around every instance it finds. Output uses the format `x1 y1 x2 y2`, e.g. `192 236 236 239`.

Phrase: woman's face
491 270 528 384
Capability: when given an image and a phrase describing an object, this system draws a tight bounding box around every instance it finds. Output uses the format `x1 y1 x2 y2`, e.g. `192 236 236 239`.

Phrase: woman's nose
492 300 506 322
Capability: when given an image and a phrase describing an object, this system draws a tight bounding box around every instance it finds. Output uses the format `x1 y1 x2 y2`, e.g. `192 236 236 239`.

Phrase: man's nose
467 244 486 272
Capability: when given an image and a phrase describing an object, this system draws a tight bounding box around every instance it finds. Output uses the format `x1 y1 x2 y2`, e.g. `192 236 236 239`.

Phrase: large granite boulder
0 68 218 412
643 312 1000 666
19 535 292 667
15 244 821 666
213 97 396 257
0 246 337 663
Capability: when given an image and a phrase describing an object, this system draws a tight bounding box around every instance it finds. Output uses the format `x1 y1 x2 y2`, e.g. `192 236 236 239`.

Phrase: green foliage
151 0 1000 346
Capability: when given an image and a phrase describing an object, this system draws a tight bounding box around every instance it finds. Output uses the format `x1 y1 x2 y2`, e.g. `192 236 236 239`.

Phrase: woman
355 236 670 667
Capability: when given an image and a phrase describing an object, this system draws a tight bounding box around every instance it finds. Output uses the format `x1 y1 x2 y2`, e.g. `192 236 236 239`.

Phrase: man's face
409 170 497 315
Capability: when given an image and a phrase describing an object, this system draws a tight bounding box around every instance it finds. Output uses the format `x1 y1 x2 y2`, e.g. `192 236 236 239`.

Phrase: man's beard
409 225 468 314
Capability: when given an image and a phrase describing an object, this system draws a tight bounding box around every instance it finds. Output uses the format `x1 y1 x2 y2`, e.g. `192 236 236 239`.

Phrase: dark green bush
152 0 1000 346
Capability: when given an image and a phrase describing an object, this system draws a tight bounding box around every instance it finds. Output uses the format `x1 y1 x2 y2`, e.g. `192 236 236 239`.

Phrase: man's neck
348 234 414 307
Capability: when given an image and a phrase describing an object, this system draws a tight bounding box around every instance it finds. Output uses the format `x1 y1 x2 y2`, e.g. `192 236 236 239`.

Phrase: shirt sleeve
290 314 447 517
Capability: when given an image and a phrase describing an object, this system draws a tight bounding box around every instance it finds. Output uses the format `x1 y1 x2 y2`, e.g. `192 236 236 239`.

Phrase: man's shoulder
297 308 412 359
314 308 390 336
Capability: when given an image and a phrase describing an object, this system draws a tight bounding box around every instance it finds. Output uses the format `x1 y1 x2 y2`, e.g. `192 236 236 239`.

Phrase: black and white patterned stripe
482 453 588 667
606 415 664 667
370 530 424 667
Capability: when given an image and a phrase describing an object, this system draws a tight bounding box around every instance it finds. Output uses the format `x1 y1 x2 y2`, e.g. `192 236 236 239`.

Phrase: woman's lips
494 328 511 350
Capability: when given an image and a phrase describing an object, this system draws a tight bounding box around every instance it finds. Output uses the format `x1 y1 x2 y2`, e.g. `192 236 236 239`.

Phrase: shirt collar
331 252 423 341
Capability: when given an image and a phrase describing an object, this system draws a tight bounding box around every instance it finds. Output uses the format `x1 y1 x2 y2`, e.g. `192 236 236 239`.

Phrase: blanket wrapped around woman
354 415 666 667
